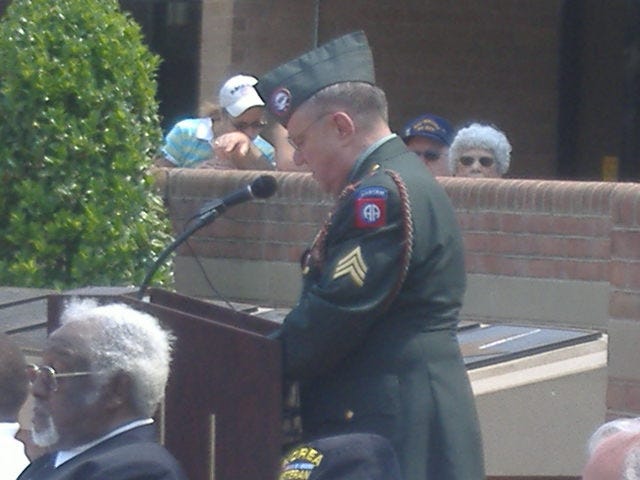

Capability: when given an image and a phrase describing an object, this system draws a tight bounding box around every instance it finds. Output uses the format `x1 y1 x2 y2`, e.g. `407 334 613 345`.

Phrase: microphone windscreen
251 175 277 199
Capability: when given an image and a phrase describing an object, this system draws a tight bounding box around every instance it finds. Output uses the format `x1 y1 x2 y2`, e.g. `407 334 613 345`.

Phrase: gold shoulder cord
306 183 358 273
306 169 413 311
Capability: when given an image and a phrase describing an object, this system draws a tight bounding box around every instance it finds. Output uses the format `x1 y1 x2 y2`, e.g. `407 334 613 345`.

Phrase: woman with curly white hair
448 123 512 178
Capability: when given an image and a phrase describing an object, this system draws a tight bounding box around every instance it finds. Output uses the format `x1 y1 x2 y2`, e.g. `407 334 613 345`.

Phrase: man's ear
331 111 355 139
103 371 131 410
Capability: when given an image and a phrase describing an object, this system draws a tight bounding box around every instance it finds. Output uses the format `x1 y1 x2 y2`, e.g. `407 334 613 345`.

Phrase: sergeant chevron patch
332 246 368 287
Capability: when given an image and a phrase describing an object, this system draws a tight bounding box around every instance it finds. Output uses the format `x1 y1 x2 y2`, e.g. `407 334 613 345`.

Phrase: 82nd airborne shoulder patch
354 186 387 229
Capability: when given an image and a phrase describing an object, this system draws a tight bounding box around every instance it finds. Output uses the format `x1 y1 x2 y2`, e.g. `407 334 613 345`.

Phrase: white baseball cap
219 74 265 118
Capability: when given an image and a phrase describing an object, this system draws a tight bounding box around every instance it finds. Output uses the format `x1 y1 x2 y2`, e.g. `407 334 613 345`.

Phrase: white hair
624 445 640 480
60 298 175 417
587 418 640 456
448 123 512 175
31 414 60 448
306 82 389 125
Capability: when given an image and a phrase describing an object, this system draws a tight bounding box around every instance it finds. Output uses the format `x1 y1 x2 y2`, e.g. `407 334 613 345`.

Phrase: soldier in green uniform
258 31 484 480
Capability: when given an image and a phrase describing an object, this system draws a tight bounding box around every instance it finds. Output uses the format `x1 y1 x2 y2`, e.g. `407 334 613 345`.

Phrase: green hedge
0 0 173 289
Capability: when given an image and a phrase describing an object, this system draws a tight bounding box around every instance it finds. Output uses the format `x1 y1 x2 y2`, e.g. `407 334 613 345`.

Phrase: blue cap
401 113 453 146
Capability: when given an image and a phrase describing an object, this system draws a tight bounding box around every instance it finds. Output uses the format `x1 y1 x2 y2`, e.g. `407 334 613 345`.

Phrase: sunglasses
415 150 442 162
231 120 267 131
459 155 495 168
26 364 95 393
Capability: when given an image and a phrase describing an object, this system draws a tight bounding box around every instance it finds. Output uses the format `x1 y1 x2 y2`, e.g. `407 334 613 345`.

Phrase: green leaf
0 0 172 289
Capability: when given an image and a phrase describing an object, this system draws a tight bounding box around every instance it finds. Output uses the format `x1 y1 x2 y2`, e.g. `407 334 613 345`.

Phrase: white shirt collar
0 422 20 437
195 117 214 142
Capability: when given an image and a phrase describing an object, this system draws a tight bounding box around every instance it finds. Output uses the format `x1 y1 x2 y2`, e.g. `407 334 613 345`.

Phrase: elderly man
17 300 187 480
258 31 484 480
0 333 30 480
401 113 454 177
583 430 640 480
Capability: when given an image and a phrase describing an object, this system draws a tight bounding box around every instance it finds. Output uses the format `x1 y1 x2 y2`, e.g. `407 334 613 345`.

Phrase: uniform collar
347 134 397 185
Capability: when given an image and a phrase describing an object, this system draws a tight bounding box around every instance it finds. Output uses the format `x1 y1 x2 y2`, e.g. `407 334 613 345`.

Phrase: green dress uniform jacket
278 135 484 480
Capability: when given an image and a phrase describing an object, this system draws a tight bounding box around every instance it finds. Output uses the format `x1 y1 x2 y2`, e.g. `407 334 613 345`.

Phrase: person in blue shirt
156 74 275 170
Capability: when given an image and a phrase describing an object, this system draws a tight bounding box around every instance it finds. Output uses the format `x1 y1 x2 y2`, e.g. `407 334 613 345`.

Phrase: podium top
0 287 602 367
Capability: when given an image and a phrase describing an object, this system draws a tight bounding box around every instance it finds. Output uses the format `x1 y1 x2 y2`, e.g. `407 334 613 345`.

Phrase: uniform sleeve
281 173 411 381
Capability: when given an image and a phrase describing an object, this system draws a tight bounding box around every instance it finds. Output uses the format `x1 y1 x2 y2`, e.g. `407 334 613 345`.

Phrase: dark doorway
120 0 202 132
621 0 640 181
558 0 639 181
0 0 202 133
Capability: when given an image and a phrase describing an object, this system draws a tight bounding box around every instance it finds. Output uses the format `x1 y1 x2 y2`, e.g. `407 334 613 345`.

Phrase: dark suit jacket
279 136 484 480
17 424 188 480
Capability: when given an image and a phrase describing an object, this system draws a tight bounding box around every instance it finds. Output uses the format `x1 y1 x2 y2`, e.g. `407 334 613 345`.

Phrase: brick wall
155 169 640 420
447 178 613 281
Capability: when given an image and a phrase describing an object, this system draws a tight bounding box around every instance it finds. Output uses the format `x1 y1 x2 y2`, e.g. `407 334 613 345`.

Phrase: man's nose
30 377 50 399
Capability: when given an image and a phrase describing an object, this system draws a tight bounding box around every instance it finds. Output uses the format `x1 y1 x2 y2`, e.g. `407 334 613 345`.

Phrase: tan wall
470 338 607 475
155 169 640 425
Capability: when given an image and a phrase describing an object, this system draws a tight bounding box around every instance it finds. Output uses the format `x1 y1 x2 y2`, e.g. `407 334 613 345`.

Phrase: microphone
197 174 278 222
137 175 278 299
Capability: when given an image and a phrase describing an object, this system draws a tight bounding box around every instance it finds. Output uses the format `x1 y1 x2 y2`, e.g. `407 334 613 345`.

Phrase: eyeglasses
26 364 95 393
287 112 332 151
459 155 495 168
231 120 267 132
414 150 442 162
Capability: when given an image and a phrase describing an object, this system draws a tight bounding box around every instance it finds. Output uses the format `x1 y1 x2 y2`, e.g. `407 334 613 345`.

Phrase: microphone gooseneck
197 175 277 218
137 175 278 300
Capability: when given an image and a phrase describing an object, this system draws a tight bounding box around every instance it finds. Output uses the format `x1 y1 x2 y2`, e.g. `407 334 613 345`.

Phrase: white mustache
31 410 60 448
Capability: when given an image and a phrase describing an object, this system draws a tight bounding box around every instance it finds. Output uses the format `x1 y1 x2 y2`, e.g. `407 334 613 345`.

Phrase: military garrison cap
257 31 375 127
279 433 403 480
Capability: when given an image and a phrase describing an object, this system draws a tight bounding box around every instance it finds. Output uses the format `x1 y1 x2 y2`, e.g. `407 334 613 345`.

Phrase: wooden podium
47 288 284 480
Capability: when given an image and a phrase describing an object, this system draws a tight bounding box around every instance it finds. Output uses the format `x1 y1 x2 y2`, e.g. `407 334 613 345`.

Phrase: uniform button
344 409 354 421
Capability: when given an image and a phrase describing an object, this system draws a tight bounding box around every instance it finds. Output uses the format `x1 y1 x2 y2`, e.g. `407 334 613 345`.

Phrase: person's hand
213 131 251 160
